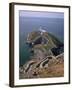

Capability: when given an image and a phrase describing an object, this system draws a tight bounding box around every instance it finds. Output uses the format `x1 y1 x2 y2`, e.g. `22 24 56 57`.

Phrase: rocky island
19 28 64 79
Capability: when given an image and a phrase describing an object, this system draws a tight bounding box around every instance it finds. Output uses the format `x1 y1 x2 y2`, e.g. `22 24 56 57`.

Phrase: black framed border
9 2 70 87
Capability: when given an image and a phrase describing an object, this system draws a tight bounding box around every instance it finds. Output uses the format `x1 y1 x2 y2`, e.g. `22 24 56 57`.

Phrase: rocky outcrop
26 30 63 56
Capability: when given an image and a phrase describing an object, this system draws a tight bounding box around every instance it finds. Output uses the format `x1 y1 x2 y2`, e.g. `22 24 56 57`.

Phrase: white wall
0 0 72 90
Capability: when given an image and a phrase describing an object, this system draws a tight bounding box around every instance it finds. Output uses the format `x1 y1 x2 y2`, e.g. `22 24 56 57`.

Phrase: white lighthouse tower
39 27 46 35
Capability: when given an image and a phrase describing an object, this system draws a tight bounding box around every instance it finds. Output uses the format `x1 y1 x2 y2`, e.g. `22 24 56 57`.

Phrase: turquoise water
19 36 32 66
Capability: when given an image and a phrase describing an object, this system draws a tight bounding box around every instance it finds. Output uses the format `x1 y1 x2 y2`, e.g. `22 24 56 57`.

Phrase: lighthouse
39 27 47 35
39 27 47 44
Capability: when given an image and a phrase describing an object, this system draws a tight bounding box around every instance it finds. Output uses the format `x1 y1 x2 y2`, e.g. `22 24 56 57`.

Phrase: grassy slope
27 31 63 56
38 63 64 78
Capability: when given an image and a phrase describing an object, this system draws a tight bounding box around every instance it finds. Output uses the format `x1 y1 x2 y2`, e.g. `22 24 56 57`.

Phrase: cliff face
26 31 63 56
27 31 62 44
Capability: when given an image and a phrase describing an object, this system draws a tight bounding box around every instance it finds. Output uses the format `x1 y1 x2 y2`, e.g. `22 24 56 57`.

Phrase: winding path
25 61 36 72
40 58 49 68
25 56 52 72
24 54 60 73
